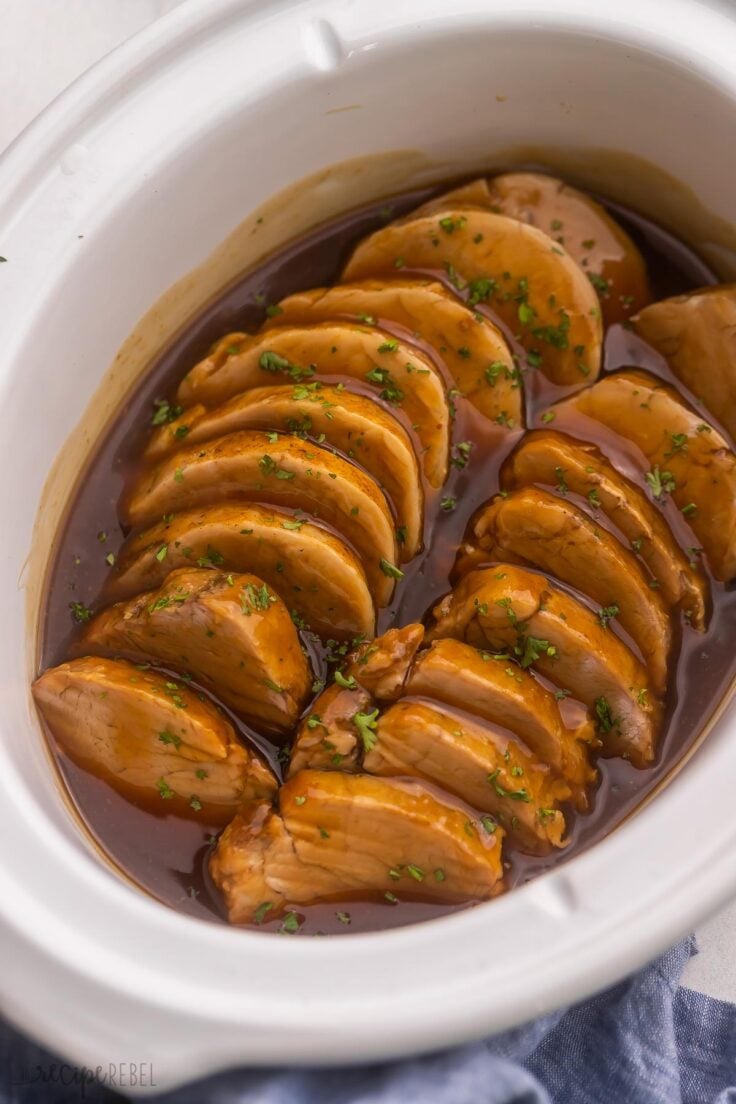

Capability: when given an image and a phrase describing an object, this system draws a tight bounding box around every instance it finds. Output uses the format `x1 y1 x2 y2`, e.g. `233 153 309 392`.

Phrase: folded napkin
2 936 735 1104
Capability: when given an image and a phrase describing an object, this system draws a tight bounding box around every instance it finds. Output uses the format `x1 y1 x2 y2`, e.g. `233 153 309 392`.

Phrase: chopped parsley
262 678 284 693
69 601 93 623
281 912 302 934
443 262 466 291
597 604 620 629
588 273 610 295
450 440 473 470
487 769 531 802
645 465 676 500
259 454 295 480
494 597 518 626
364 365 404 404
531 311 571 350
196 545 225 567
241 582 276 615
594 696 618 733
151 398 183 426
515 635 556 669
353 708 379 752
158 730 182 749
518 301 536 325
334 670 357 690
467 277 496 306
259 350 313 381
665 431 688 457
484 360 506 387
163 682 188 709
439 215 467 234
380 558 405 580
555 466 568 495
155 778 174 800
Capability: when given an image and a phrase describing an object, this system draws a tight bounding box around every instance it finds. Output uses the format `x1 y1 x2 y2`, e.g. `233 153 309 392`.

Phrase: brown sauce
38 171 736 935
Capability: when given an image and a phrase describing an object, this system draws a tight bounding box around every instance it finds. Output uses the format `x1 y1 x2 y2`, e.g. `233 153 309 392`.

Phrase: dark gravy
38 173 736 935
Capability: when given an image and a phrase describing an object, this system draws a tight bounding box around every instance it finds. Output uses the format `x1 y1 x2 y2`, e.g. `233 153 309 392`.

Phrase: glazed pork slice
415 173 651 325
429 565 662 767
210 770 505 923
342 208 602 385
112 503 375 640
33 656 275 814
632 284 736 441
124 431 399 605
79 568 311 735
267 278 523 428
554 368 736 581
501 429 708 628
364 699 570 855
345 623 425 700
464 486 673 692
289 687 569 854
288 681 375 775
406 638 595 807
175 322 450 487
289 627 423 772
287 625 423 774
144 383 423 559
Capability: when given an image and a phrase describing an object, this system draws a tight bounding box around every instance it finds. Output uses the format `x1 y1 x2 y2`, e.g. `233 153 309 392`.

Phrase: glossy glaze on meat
35 171 736 935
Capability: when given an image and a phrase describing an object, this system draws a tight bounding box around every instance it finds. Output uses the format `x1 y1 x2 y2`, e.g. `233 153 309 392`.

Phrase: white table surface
2 0 735 1003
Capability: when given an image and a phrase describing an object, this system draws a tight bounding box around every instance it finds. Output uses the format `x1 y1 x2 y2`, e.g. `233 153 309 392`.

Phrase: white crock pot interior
2 0 736 1092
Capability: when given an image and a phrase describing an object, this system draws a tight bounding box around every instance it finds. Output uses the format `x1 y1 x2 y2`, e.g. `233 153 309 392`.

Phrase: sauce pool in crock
37 173 736 934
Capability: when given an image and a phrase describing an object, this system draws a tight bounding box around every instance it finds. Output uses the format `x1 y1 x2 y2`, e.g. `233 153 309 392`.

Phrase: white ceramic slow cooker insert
1 0 736 1093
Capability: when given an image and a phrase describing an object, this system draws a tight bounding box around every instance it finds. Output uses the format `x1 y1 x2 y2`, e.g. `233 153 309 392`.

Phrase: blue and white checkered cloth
2 936 735 1103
